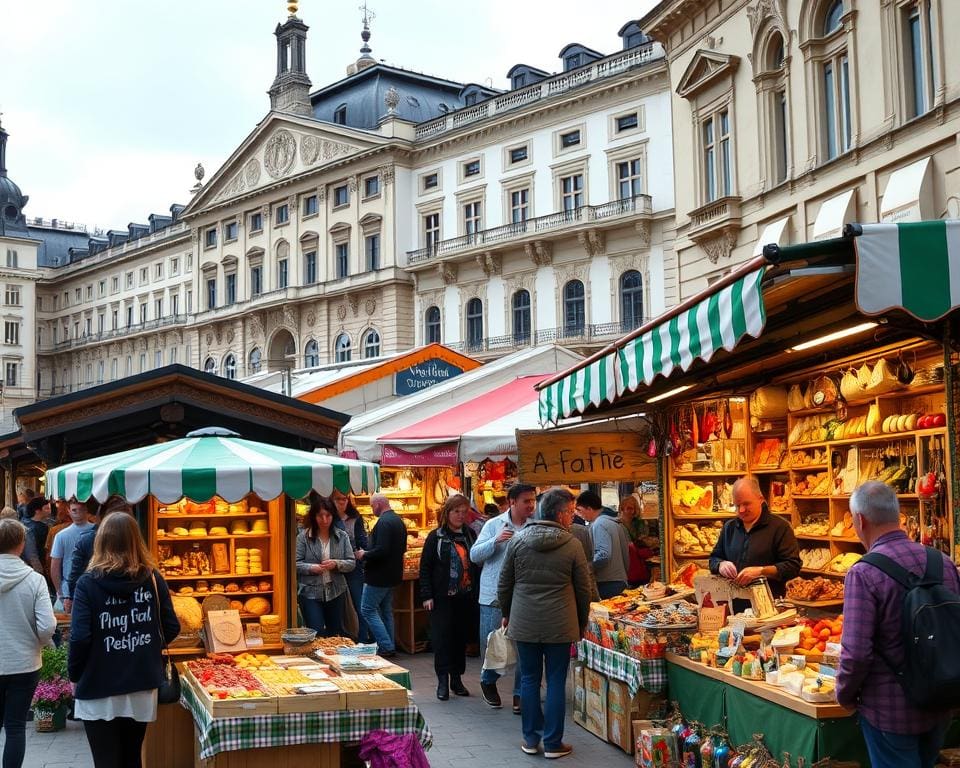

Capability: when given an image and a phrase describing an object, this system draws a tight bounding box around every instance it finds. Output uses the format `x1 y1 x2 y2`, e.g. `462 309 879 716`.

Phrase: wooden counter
665 652 853 719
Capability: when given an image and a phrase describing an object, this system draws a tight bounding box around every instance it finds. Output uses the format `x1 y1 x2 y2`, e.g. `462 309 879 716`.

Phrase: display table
666 653 866 766
577 641 667 696
181 677 432 764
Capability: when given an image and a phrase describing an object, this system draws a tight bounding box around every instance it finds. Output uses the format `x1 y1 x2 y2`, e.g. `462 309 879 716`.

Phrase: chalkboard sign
394 358 464 396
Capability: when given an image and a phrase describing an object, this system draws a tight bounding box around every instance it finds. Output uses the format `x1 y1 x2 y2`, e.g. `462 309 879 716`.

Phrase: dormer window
565 54 581 71
333 104 347 124
465 93 479 106
514 73 526 88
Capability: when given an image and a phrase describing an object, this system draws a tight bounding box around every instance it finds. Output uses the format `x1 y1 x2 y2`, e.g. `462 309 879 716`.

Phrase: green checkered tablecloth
577 641 667 696
181 683 432 760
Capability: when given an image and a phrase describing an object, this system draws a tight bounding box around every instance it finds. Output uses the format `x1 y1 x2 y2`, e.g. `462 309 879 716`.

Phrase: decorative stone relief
635 220 652 249
337 304 347 320
348 294 360 317
703 231 739 263
205 332 213 346
215 172 246 202
244 159 261 187
364 298 376 316
263 129 297 179
438 262 458 285
300 134 321 165
747 0 788 36
283 304 299 328
578 229 606 257
525 240 553 266
214 324 223 345
260 204 271 218
379 165 395 185
306 311 316 327
476 252 502 277
247 314 264 341
553 262 590 290
462 281 488 302
138 337 148 351
318 186 326 202
226 329 235 344
348 177 358 193
385 87 400 114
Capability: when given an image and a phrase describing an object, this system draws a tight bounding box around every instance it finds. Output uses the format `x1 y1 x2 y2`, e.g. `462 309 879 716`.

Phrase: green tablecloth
666 659 867 766
181 681 432 760
577 641 667 695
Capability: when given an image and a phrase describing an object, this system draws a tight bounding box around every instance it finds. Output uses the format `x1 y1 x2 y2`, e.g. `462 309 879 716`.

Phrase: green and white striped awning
856 220 960 322
46 429 380 504
538 268 767 425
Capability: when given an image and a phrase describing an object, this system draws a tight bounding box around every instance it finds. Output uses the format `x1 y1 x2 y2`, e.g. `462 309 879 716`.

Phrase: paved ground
11 652 636 767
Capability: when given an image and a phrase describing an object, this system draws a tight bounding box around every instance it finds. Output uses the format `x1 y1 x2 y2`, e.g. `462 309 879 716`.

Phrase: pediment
182 113 386 217
676 50 740 99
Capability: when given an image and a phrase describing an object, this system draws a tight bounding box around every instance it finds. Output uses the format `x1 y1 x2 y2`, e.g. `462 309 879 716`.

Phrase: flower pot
34 703 68 733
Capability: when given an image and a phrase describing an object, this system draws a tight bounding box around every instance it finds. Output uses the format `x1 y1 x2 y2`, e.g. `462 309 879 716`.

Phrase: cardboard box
608 678 633 753
584 668 608 741
573 664 586 726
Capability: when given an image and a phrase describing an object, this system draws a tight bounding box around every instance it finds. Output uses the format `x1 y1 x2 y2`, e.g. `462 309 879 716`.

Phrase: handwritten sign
394 358 464 396
516 431 655 483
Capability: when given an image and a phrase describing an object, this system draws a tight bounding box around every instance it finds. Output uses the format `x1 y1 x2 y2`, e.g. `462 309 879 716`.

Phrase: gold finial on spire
287 0 298 17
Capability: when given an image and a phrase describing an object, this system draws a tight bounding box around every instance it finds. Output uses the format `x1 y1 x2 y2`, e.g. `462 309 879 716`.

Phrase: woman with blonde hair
68 511 180 768
419 494 480 700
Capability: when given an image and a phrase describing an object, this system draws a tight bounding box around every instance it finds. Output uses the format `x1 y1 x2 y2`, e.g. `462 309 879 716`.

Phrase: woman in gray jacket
296 494 356 637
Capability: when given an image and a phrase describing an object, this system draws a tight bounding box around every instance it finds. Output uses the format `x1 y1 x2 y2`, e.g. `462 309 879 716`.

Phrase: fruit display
673 521 722 556
794 515 829 536
799 547 831 571
670 481 714 514
786 576 844 602
233 652 277 670
798 616 844 650
827 416 868 441
825 551 861 574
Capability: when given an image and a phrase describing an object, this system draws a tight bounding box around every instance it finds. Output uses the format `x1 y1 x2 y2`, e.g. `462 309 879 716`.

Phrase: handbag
482 626 517 673
151 571 182 705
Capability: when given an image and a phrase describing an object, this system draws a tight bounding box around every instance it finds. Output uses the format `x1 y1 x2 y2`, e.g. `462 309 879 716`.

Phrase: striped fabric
538 268 767 425
46 435 380 504
855 220 960 321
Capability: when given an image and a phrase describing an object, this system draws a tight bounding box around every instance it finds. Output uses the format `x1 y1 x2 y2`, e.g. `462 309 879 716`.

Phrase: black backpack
861 547 960 710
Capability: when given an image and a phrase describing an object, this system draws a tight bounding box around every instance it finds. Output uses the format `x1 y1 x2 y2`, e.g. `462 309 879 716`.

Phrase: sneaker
480 682 502 708
545 744 573 759
512 695 521 715
521 743 539 755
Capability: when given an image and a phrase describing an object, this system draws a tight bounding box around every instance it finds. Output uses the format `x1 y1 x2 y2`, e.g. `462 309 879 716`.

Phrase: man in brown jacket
498 488 592 760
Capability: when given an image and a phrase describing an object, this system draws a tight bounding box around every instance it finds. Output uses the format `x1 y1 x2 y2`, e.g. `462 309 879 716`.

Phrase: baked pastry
211 583 225 593
257 580 271 592
195 580 209 593
178 586 194 596
172 527 189 537
209 526 228 536
229 600 244 611
225 582 240 593
242 581 258 593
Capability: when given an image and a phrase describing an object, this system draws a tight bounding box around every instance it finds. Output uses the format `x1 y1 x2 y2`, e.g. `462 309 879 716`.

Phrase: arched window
425 306 441 344
363 329 381 359
764 32 790 185
512 290 531 343
335 333 352 363
466 298 483 349
620 270 644 331
304 340 319 368
823 0 843 35
770 33 786 70
563 280 585 336
223 353 237 380
203 357 217 375
249 347 262 374
814 0 850 160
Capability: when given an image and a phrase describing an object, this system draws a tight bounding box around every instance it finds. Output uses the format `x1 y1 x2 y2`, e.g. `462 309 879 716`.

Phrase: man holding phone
708 476 801 599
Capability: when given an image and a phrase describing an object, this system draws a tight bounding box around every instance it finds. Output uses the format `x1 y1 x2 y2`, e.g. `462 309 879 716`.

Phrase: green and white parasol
45 428 380 504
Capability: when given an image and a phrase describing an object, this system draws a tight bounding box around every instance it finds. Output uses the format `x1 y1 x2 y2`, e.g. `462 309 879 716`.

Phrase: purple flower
31 676 73 710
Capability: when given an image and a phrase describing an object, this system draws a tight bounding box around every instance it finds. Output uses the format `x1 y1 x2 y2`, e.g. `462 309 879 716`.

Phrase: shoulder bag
150 571 182 705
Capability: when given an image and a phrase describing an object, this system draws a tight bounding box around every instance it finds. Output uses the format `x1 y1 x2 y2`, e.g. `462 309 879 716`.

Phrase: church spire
268 1 312 116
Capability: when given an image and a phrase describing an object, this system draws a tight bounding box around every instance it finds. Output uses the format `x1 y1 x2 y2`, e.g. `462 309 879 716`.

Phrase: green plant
39 645 68 682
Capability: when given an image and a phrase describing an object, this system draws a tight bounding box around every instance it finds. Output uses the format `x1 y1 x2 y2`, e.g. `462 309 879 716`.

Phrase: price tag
698 605 727 633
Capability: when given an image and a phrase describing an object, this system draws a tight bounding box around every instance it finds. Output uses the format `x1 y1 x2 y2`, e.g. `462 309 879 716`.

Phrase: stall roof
380 374 549 461
341 345 584 461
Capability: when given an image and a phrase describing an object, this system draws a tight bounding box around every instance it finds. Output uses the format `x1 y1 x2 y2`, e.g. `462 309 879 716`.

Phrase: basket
281 627 317 645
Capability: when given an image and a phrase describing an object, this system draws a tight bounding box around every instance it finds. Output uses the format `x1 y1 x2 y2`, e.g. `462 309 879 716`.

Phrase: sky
0 0 659 232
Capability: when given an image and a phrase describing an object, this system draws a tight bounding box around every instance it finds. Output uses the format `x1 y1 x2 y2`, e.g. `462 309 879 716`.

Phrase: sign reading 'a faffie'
395 358 464 396
516 431 655 484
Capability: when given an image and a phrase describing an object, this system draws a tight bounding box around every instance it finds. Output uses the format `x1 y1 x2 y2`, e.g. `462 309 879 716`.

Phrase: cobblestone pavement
12 652 636 767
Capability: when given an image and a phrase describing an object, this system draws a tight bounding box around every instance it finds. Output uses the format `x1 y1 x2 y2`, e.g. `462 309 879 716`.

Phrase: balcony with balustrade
445 318 648 359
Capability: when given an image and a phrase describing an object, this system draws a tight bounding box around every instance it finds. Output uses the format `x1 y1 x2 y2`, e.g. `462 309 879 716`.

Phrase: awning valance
538 267 767 425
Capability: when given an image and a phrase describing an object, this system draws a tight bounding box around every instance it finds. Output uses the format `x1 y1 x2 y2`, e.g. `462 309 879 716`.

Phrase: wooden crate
274 689 345 714
184 669 279 717
342 687 409 710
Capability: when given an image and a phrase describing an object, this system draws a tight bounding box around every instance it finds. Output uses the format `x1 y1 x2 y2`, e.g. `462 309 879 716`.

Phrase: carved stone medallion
263 129 297 179
364 298 376 315
244 159 261 187
337 304 347 320
300 135 320 165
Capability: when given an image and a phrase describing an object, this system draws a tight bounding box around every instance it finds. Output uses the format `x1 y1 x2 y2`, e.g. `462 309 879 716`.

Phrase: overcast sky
1 0 658 232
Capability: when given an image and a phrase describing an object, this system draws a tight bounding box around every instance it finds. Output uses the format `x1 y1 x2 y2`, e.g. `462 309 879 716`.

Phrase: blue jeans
298 593 345 638
479 604 520 694
516 641 570 751
361 584 395 653
860 716 949 768
345 570 371 643
0 669 40 768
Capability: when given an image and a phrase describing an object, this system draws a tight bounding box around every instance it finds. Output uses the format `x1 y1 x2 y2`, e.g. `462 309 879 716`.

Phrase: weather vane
359 2 375 27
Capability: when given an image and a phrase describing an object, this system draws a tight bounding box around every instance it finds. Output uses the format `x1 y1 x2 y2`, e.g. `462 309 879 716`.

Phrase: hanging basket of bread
864 357 901 396
840 368 867 402
787 383 805 412
809 375 838 407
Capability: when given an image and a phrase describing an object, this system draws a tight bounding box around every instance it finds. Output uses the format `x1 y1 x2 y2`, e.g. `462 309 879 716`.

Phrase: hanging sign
516 430 655 483
381 442 459 466
394 358 464 396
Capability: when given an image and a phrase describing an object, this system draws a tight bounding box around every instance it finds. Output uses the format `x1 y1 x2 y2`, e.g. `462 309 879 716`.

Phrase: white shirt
75 689 158 723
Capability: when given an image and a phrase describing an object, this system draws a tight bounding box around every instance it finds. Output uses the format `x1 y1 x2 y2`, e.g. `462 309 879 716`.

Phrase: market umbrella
45 428 380 504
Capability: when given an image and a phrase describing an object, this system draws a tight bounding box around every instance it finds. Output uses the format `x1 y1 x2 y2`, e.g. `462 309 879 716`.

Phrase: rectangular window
5 363 17 388
75 288 82 302
423 173 439 191
153 265 161 281
154 350 162 369
704 116 717 201
4 321 19 345
5 250 17 268
126 306 133 327
303 195 318 216
125 272 133 288
139 354 146 373
364 176 380 198
84 317 92 336
111 276 119 292
365 234 380 271
561 174 584 212
275 204 289 225
154 298 162 318
250 265 262 296
510 189 529 223
336 243 349 279
560 129 581 148
97 314 104 334
73 321 79 339
514 73 526 87
464 201 482 236
170 258 179 276
224 221 238 241
186 290 193 313
277 259 288 289
774 90 788 184
250 211 263 231
463 159 481 178
333 185 349 207
169 348 177 365
139 305 146 324
112 309 118 329
616 159 643 200
824 62 837 159
204 228 217 248
840 55 852 153
424 212 441 251
4 285 20 306
99 280 106 296
226 274 237 305
305 252 317 284
334 105 347 124
86 285 93 300
171 295 179 316
111 359 117 380
565 54 581 71
509 146 528 164
719 110 732 197
206 278 216 310
616 113 639 132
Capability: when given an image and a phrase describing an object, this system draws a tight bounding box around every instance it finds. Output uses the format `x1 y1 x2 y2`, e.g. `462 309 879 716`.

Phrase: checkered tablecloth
577 641 667 696
181 683 432 760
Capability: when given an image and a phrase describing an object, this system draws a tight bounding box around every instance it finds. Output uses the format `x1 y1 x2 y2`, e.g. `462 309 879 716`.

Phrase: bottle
682 725 702 768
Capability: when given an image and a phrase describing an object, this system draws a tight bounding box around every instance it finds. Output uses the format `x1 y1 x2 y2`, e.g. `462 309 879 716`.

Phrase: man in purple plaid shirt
836 481 960 768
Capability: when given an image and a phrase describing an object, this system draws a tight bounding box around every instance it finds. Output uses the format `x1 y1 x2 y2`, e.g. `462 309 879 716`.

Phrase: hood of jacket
0 553 35 593
84 570 152 598
523 521 572 552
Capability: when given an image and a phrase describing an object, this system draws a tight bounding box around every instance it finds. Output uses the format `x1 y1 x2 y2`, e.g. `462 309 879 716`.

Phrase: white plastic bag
482 626 517 673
